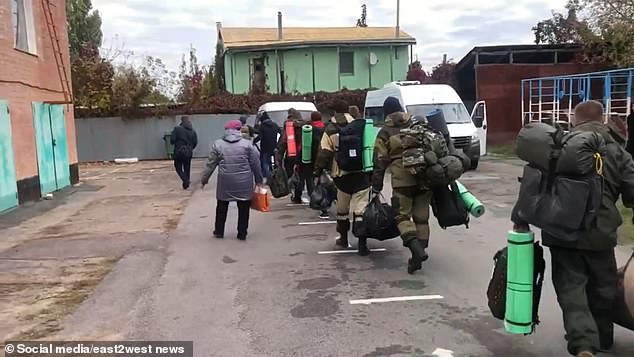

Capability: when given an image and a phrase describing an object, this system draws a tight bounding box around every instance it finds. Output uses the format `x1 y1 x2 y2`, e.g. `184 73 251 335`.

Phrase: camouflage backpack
400 122 465 187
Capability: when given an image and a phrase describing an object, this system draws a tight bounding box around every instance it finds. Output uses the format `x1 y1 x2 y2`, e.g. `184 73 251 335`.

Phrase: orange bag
252 186 270 212
285 121 297 157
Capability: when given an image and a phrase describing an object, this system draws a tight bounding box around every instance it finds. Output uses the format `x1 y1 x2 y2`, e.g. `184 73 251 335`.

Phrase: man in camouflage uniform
372 97 430 274
314 100 371 256
513 101 634 357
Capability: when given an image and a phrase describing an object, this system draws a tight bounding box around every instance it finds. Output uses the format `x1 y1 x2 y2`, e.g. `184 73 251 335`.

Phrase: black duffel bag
310 183 332 211
353 195 400 241
269 166 290 198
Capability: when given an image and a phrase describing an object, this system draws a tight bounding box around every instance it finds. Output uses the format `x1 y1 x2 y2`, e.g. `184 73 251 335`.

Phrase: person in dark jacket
254 111 281 181
201 120 263 240
512 101 634 357
277 108 309 204
309 111 329 218
239 115 256 139
170 116 198 189
627 104 634 157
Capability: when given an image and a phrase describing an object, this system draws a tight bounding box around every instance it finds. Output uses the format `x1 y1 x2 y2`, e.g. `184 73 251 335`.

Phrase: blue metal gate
32 102 70 195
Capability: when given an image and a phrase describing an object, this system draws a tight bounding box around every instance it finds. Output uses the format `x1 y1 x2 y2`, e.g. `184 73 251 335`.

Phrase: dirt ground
0 160 200 343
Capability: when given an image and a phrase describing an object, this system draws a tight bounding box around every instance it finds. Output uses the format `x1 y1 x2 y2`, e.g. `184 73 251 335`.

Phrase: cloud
92 0 568 72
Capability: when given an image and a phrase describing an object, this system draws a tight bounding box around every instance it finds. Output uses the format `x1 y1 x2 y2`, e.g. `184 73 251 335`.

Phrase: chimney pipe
442 53 447 64
277 12 283 40
395 0 400 37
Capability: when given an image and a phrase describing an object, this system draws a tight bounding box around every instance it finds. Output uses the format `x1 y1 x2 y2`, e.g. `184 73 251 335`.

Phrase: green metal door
0 101 18 212
32 102 70 194
49 104 70 188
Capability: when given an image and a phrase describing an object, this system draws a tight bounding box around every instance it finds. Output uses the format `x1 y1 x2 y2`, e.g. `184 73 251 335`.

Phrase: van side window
365 107 385 125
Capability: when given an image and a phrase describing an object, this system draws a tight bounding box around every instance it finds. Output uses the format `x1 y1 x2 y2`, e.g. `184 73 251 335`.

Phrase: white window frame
11 0 38 55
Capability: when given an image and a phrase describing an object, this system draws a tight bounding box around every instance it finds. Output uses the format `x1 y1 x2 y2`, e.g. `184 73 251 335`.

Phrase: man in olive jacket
512 101 634 357
372 97 430 274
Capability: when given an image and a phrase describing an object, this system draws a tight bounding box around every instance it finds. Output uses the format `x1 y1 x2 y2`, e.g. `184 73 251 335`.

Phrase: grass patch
487 144 516 158
617 201 634 245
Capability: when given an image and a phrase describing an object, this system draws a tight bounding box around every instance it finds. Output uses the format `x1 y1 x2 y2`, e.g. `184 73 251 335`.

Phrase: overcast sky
92 0 568 72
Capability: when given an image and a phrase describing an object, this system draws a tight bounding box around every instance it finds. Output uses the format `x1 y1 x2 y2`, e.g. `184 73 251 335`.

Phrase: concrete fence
75 114 256 162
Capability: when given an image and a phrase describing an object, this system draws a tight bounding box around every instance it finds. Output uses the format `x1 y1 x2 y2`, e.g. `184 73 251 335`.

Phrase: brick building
0 0 77 213
455 44 601 144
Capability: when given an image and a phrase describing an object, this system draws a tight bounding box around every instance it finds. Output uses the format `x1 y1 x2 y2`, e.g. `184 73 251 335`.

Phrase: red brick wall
475 63 602 145
0 0 76 181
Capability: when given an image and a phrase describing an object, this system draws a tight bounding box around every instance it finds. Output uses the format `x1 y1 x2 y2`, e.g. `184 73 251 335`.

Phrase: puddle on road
297 277 341 290
222 256 237 264
388 279 428 290
284 234 328 241
290 291 340 318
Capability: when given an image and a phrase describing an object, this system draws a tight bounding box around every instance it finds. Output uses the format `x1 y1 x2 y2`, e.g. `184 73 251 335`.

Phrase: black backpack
487 242 546 334
336 119 365 172
430 182 469 229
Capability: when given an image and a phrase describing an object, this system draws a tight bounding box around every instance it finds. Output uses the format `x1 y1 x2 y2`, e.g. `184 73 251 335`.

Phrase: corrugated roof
220 27 416 50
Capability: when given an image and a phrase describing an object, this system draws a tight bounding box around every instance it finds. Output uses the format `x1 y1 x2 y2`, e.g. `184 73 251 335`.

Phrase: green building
217 17 416 94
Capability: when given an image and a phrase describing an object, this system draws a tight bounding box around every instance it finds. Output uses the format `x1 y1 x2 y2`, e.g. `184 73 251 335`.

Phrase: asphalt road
125 159 634 357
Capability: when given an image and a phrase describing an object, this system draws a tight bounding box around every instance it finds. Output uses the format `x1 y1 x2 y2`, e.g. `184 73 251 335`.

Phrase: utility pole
395 0 400 38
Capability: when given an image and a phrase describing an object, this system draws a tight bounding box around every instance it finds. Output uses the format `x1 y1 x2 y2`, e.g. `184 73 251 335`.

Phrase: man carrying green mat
512 101 634 357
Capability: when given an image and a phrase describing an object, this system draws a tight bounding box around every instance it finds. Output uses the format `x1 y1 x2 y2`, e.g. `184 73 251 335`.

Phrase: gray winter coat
201 129 263 201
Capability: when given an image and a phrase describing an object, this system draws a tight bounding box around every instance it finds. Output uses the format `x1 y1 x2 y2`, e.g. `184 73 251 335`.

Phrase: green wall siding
225 44 410 94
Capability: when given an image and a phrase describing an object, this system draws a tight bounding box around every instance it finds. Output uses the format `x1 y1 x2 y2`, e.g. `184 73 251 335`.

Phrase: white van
364 81 487 169
257 102 318 125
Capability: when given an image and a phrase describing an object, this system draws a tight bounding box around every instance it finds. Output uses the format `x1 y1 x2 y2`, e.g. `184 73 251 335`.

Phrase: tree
533 0 588 45
533 0 634 66
177 46 204 107
66 0 103 60
213 41 226 92
202 65 219 99
111 63 156 115
429 57 457 88
406 61 430 83
356 4 368 27
71 45 114 111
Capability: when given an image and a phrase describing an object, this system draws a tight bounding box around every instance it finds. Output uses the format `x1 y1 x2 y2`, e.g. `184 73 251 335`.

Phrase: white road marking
286 203 309 206
349 295 444 305
298 221 337 225
432 348 455 357
460 175 501 181
318 248 387 255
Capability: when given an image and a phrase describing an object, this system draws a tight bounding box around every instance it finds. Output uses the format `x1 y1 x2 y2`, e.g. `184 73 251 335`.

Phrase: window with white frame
11 0 37 54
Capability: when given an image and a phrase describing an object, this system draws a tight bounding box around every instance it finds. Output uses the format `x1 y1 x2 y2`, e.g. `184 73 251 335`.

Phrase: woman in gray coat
201 120 263 240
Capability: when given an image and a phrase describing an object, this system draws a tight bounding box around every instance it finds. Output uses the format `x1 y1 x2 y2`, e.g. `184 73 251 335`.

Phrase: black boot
335 219 350 248
358 238 370 256
406 239 428 274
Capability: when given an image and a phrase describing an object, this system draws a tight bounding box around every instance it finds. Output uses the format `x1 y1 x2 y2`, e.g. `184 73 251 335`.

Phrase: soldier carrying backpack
314 100 372 256
372 97 469 274
277 108 311 204
512 101 634 357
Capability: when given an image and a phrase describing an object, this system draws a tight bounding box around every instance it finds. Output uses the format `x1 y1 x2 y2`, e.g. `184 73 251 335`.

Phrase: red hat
225 120 242 130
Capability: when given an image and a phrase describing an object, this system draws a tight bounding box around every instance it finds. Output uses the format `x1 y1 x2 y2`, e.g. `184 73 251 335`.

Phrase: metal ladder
42 0 72 104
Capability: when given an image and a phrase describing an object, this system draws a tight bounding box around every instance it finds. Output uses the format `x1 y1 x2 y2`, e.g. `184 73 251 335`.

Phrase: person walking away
512 101 634 357
171 116 198 189
253 111 281 181
201 120 263 240
627 103 634 156
349 105 362 120
372 97 431 274
314 100 371 256
277 108 310 204
309 111 329 218
239 115 257 139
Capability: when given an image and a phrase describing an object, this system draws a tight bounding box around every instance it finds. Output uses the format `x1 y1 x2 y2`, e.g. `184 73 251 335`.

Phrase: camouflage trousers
391 187 432 247
549 245 617 355
336 187 370 235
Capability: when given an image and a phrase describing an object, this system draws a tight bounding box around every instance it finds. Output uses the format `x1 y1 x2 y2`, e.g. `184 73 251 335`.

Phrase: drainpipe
337 46 341 90
275 49 280 94
395 0 400 38
312 51 316 93
368 46 372 88
389 45 394 82
277 12 283 40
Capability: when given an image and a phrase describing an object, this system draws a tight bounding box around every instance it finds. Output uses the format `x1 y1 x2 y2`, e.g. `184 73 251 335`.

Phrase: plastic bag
269 166 290 198
310 184 332 211
354 195 400 241
252 186 270 212
288 171 301 196
614 252 634 330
